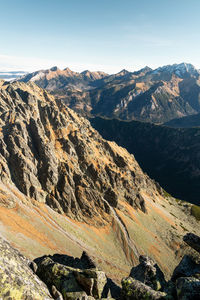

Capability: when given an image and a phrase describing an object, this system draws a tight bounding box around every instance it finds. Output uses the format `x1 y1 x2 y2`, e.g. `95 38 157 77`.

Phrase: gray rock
183 233 200 254
121 277 167 300
0 236 53 299
74 268 107 298
35 254 107 299
172 255 200 281
176 276 200 300
129 255 166 291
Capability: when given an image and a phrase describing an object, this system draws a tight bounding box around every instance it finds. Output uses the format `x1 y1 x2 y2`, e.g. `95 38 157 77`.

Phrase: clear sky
1 0 200 73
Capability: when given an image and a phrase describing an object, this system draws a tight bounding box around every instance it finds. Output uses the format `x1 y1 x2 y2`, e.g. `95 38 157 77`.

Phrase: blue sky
1 0 200 73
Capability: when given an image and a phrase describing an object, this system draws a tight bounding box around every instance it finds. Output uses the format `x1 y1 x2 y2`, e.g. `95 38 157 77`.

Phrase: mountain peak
154 62 199 78
132 66 152 76
116 69 130 76
50 66 59 72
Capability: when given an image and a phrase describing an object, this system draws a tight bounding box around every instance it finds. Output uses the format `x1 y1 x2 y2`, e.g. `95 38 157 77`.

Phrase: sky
1 0 200 74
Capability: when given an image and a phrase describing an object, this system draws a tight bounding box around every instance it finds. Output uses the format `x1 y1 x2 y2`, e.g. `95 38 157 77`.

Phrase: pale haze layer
1 0 200 73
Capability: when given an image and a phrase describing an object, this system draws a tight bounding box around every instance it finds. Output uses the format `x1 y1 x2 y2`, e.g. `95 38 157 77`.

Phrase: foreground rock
183 233 200 254
129 255 166 291
0 236 52 300
121 277 167 300
172 255 200 281
1 233 200 299
176 277 200 300
34 253 119 299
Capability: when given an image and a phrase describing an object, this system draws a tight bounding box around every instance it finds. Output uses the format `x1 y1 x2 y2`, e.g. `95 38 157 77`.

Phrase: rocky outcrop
0 81 159 224
183 233 200 254
0 236 52 300
34 253 119 299
129 255 167 291
176 277 200 300
121 277 167 300
172 255 200 281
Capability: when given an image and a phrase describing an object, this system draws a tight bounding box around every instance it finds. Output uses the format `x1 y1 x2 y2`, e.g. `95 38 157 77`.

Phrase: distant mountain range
0 71 27 81
20 62 200 124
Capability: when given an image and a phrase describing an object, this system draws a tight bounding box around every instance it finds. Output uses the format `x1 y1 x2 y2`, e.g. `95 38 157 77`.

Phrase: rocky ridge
20 66 108 91
20 63 200 124
0 80 157 223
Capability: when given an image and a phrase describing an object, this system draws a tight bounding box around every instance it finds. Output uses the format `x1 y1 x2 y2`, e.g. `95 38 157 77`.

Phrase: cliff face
0 81 155 222
0 81 199 284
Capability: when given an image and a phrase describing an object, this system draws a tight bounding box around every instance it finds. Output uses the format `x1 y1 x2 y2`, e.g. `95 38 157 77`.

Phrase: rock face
172 255 200 281
0 236 52 300
0 81 158 223
1 81 200 298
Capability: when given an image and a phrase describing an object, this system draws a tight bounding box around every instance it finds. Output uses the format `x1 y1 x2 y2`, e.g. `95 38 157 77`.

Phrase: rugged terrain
0 81 200 296
90 117 200 205
20 63 200 124
1 232 200 299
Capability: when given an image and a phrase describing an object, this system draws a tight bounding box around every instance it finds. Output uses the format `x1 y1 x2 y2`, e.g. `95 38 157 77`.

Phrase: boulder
0 236 52 300
121 277 167 300
74 268 107 298
80 251 97 269
129 255 166 291
183 233 200 254
176 276 200 300
35 254 107 299
172 255 200 281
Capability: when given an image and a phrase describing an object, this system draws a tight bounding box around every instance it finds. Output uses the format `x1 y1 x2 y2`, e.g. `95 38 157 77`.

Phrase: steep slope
90 117 200 205
0 81 199 283
20 63 200 123
165 112 200 128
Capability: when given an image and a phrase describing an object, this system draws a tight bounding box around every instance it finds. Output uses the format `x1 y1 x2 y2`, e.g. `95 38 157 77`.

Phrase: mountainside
90 117 200 205
165 112 200 128
0 80 199 286
20 63 200 123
